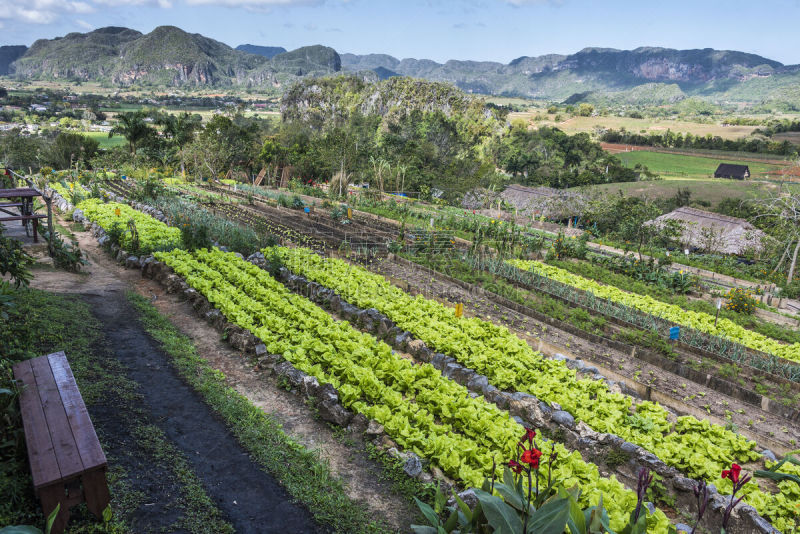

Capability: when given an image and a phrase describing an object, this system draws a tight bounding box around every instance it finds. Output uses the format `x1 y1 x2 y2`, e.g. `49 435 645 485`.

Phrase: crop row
154 247 670 532
270 247 797 531
508 259 800 364
77 198 181 254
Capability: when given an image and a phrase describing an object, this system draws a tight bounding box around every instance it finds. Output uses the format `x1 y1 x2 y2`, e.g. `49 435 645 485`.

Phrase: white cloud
0 0 101 25
75 18 93 29
185 0 323 5
0 0 178 25
503 0 563 5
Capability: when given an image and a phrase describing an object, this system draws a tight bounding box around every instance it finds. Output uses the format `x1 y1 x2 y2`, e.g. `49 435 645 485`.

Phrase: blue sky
1 0 799 65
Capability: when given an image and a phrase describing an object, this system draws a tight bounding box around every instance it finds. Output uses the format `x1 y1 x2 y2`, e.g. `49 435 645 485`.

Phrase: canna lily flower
508 459 524 474
520 448 542 468
722 463 742 484
520 428 536 443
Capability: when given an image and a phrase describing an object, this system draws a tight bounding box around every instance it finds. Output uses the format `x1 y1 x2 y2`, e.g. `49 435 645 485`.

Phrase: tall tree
755 182 800 285
109 111 154 156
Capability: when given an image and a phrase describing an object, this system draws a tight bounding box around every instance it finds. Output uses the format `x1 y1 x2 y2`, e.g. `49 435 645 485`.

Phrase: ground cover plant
153 247 672 532
268 247 800 531
508 259 800 364
76 198 181 253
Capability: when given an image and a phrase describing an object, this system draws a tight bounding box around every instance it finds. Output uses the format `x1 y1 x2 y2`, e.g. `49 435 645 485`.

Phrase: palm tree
109 111 153 155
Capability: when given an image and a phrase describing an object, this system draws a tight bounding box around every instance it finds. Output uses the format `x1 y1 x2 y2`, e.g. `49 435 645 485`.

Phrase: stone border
392 255 800 423
70 205 780 534
261 254 780 534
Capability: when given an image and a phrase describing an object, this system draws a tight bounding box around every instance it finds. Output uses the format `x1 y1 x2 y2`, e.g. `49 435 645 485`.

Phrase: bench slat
29 356 86 486
48 353 106 470
13 360 62 490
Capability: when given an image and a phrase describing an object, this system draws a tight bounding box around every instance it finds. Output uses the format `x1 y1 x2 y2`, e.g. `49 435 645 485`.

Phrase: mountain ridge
3 26 799 106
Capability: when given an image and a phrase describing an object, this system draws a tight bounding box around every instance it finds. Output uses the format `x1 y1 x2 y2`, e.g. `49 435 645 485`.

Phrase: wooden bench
13 352 111 534
0 214 47 242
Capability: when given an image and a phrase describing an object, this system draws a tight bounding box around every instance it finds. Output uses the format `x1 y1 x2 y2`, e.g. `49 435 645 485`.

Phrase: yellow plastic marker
114 207 121 217
454 302 464 318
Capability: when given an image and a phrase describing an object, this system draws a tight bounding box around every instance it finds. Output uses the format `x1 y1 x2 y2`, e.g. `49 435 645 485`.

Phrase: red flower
722 463 742 484
520 448 542 468
508 460 523 474
520 428 536 443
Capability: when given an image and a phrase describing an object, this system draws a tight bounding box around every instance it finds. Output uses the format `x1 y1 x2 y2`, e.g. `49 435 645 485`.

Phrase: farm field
5 174 800 534
81 130 127 148
507 113 762 140
579 178 780 206
613 150 786 179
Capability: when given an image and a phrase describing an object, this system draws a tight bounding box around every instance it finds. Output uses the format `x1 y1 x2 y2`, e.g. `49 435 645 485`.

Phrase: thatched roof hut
648 206 767 255
499 185 587 220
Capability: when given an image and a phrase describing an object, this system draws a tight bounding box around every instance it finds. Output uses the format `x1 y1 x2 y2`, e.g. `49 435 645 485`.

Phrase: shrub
725 287 757 315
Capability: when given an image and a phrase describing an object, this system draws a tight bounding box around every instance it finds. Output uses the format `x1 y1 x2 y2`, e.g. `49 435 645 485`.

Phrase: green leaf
434 484 448 514
45 503 60 534
526 495 570 534
410 526 438 534
494 481 526 512
443 509 459 533
414 497 442 528
566 490 587 534
452 492 473 522
473 488 522 534
0 527 44 534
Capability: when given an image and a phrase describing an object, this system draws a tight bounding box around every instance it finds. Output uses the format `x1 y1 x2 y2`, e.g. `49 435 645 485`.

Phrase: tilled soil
373 257 800 453
85 291 324 534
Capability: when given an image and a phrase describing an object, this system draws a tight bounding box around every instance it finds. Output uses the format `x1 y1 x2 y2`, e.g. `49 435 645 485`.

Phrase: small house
714 164 750 180
647 206 766 255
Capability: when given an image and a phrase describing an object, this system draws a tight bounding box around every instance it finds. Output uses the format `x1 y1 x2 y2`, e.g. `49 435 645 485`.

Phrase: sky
1 0 800 65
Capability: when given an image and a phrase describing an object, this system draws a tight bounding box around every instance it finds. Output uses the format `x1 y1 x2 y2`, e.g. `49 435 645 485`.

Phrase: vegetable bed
155 247 671 532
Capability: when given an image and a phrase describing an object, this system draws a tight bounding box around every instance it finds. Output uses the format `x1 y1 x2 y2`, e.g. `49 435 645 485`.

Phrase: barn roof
648 206 767 255
715 163 750 177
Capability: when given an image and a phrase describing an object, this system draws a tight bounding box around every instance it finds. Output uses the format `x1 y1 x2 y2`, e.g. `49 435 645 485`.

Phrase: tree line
600 128 798 156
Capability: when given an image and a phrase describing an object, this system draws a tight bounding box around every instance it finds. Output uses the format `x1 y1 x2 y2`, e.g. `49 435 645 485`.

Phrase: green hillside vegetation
13 27 143 81
564 83 687 106
270 45 341 75
7 26 340 90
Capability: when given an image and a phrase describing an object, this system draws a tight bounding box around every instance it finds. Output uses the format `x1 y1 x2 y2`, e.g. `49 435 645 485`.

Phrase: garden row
269 247 797 532
153 247 672 533
57 188 792 534
508 260 800 364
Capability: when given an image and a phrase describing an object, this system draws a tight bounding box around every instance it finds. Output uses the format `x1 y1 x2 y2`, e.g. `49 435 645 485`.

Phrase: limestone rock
552 410 575 428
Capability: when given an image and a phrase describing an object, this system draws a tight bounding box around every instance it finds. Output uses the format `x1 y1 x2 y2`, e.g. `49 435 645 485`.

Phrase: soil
169 193 800 452
28 216 418 533
372 256 800 454
85 291 324 534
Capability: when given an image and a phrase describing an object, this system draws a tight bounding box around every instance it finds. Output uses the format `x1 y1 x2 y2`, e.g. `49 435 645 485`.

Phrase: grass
0 289 232 533
81 130 127 148
614 150 785 179
577 176 783 206
127 291 392 534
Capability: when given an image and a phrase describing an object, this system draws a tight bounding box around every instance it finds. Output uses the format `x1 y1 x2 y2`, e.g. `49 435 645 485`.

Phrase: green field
614 150 785 179
82 130 127 148
578 178 785 206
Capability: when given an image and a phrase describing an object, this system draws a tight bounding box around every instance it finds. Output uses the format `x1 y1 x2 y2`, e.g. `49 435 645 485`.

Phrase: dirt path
85 291 324 533
29 217 417 532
